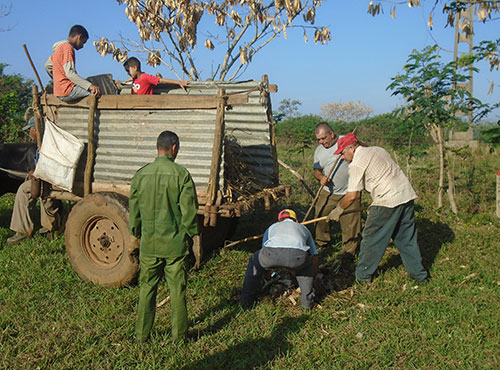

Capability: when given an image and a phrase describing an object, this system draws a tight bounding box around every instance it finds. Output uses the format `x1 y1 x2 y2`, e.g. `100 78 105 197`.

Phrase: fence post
497 170 500 218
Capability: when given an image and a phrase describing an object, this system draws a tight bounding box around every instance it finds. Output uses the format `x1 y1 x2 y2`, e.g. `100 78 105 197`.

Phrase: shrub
275 114 323 144
355 113 430 158
0 63 33 143
275 112 430 159
478 121 500 147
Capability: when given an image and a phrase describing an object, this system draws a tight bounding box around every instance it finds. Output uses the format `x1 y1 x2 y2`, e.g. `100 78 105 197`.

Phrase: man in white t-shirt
313 122 361 260
328 133 428 283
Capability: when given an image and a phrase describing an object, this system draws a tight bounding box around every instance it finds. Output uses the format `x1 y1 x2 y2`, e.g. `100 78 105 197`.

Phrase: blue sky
1 1 498 120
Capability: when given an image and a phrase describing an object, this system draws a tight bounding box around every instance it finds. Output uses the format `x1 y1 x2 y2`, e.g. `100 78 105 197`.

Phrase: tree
472 38 500 95
277 98 301 119
387 45 489 213
94 0 331 81
320 100 373 123
480 121 500 146
368 1 500 72
368 1 499 28
0 64 33 143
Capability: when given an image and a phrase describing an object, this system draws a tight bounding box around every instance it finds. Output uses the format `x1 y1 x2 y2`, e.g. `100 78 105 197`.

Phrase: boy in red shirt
123 57 189 95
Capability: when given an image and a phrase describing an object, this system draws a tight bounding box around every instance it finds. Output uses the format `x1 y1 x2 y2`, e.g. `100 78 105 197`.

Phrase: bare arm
158 78 190 88
339 191 359 210
314 169 329 186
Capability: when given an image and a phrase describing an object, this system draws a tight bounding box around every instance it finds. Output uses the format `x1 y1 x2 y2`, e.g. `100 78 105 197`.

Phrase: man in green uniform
129 130 200 342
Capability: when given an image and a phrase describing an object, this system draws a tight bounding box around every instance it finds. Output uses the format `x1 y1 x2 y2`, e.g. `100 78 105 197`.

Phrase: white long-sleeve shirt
347 146 417 208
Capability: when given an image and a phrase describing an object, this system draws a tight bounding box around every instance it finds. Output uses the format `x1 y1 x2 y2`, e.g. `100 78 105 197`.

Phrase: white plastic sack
33 119 84 192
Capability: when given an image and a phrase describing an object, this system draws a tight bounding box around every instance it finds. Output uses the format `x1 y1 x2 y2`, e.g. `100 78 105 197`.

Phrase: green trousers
136 254 188 341
355 200 428 282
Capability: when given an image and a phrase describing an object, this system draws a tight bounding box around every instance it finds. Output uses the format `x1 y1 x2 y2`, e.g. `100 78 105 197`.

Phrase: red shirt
132 73 160 95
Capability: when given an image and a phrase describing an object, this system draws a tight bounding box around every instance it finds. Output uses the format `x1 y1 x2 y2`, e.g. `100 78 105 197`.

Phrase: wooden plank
43 94 90 108
48 190 81 202
226 93 248 106
91 182 208 204
262 75 279 184
91 182 130 197
42 93 248 110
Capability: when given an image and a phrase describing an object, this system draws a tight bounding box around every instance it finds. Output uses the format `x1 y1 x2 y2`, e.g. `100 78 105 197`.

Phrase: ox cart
34 76 289 287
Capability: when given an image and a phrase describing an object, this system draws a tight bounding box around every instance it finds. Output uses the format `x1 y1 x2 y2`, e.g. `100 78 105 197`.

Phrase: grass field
1 143 500 369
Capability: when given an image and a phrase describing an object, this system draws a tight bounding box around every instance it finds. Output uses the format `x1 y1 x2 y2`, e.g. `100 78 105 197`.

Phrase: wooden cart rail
41 92 249 111
49 183 290 220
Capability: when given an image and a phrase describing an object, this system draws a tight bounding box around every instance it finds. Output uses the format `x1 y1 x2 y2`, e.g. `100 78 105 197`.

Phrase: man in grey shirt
313 122 361 260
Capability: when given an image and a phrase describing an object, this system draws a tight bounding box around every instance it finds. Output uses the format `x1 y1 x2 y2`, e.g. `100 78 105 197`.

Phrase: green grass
1 144 500 369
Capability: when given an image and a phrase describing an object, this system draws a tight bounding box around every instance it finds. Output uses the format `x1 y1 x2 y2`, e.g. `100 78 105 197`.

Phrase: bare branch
219 22 251 80
99 0 331 80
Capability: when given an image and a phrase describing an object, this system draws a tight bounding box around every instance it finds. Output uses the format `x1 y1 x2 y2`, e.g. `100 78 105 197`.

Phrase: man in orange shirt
45 25 101 102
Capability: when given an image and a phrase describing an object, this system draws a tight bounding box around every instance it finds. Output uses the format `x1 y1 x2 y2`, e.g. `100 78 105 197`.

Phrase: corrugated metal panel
165 80 275 189
49 79 276 195
56 108 218 190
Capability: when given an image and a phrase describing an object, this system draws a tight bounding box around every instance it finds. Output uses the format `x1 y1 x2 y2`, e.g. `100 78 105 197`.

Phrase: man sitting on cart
6 118 62 245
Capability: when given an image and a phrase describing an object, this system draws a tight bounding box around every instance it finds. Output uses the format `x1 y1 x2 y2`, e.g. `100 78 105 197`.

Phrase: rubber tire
65 192 139 287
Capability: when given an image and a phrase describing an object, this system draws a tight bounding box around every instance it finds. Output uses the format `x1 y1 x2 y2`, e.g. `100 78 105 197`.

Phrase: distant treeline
275 113 500 155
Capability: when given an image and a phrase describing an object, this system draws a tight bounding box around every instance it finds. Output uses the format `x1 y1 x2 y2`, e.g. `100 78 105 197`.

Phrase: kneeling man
240 209 318 309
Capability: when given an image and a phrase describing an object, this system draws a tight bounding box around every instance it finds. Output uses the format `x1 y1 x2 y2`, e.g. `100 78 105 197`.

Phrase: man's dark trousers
355 200 427 282
240 247 314 309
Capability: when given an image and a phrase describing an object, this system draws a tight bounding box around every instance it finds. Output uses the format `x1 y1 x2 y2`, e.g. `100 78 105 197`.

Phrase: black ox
0 142 37 196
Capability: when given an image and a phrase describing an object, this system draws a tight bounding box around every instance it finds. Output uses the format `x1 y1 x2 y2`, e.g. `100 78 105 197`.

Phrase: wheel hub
82 216 125 268
98 234 112 249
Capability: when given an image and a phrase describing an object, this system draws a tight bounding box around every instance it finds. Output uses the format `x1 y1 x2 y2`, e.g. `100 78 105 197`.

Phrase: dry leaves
102 0 331 80
458 272 477 286
156 296 170 308
94 38 128 63
204 39 215 50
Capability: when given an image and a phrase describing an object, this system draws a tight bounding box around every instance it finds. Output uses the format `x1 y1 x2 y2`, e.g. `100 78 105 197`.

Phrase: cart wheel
65 192 139 287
